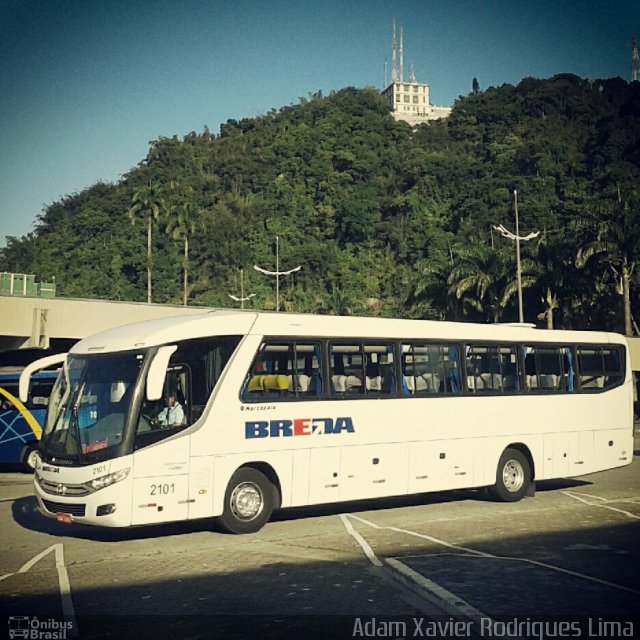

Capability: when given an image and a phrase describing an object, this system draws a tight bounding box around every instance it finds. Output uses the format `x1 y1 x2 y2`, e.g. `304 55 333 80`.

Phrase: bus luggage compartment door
131 474 189 525
340 443 409 501
131 437 190 525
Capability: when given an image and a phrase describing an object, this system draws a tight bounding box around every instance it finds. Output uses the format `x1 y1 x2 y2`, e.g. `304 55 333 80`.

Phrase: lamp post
228 268 256 309
253 236 301 311
493 190 540 323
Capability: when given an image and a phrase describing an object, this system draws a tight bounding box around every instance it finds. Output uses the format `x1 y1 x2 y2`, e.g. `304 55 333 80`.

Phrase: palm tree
534 232 574 329
575 202 639 336
410 255 455 320
447 239 535 323
128 182 164 303
166 200 202 305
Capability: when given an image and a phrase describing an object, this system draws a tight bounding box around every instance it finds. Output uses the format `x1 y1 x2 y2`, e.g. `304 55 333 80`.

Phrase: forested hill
2 74 639 333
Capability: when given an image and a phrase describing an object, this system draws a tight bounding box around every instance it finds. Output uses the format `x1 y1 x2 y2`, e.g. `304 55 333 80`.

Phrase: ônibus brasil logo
245 417 355 439
8 616 74 639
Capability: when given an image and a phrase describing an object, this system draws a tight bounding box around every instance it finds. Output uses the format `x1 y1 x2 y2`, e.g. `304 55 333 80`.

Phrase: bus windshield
41 335 243 465
42 351 146 465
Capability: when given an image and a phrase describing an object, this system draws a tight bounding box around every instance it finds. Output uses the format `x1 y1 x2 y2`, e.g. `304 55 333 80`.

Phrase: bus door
131 349 191 525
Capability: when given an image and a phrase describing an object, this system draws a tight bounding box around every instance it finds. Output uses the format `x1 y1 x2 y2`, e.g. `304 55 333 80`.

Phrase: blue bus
0 369 58 470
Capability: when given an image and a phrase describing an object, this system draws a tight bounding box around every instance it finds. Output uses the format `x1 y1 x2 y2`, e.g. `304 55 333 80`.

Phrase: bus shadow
0 463 30 474
11 496 217 541
11 478 592 541
271 478 593 524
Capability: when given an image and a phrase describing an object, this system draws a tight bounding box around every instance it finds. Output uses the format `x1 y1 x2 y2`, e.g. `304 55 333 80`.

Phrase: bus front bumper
34 471 133 527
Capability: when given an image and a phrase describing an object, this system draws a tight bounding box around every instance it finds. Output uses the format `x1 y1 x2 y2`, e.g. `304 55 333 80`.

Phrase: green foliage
2 78 639 334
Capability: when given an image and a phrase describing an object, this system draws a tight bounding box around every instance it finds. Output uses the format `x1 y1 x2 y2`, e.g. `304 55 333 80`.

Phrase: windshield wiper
71 404 86 465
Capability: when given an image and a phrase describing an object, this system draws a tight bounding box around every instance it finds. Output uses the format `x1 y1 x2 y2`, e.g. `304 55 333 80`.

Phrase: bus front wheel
218 468 274 534
488 448 530 502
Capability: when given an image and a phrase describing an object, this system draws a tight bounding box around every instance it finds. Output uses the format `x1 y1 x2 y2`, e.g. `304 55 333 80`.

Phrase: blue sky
1 0 638 245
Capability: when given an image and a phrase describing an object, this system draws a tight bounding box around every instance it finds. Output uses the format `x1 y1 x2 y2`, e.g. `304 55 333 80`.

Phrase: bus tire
218 468 274 534
488 448 530 502
22 444 40 473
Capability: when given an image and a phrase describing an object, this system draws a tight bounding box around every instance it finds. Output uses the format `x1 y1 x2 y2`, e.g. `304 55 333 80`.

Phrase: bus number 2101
150 483 175 496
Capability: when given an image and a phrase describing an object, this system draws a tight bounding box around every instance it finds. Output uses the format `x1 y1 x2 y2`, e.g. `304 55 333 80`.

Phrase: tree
472 77 480 94
3 80 639 327
447 238 535 323
533 232 574 329
166 200 203 305
128 182 164 303
575 203 639 336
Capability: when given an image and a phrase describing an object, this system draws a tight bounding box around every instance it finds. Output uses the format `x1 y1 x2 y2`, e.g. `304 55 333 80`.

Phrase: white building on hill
380 21 452 125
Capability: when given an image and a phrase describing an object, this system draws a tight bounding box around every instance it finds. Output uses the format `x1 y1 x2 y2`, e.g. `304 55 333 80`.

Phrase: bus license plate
56 513 73 524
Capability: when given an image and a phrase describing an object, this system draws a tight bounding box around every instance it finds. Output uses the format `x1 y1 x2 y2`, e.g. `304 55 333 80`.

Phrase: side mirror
19 353 67 402
146 346 177 401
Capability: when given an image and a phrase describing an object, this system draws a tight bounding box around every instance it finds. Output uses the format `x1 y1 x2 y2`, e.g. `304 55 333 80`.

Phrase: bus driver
156 393 184 427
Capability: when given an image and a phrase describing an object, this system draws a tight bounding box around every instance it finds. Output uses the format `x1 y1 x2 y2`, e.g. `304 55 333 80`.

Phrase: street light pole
493 190 540 323
276 234 280 312
514 190 524 323
228 268 256 309
254 235 301 311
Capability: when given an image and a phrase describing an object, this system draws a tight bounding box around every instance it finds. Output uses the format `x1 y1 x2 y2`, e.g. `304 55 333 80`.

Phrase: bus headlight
88 468 131 492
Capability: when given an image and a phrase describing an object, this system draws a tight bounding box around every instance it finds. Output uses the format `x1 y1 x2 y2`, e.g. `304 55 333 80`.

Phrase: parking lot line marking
339 514 383 567
0 545 54 581
347 513 493 558
563 490 640 520
0 544 77 635
345 513 382 530
54 544 75 625
341 514 499 624
388 526 495 558
563 491 608 501
344 513 640 597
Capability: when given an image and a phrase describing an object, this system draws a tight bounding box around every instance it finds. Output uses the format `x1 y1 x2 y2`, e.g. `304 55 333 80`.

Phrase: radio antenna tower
632 36 639 82
399 25 404 82
390 20 406 83
409 62 417 83
391 20 398 82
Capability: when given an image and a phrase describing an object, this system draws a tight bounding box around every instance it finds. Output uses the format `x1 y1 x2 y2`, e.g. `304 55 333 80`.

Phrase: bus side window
577 346 624 391
365 345 396 396
242 341 323 401
524 346 573 392
244 343 290 399
402 343 461 395
465 345 519 393
602 347 624 388
330 343 396 398
293 343 323 398
330 345 364 396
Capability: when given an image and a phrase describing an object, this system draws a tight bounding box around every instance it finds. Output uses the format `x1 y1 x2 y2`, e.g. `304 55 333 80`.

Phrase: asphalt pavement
1 429 639 639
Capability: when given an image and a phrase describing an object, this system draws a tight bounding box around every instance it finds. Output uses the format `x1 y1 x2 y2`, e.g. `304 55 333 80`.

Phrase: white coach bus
24 311 633 534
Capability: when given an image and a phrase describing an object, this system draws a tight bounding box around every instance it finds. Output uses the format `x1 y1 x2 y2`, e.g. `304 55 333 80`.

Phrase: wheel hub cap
231 482 263 520
503 460 524 492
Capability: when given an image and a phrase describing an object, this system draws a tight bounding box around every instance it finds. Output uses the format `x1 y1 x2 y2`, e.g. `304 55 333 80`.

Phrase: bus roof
69 310 627 355
71 310 256 354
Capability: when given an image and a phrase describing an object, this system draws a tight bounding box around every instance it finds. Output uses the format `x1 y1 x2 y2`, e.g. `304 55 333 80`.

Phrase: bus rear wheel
218 468 274 534
488 448 530 502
